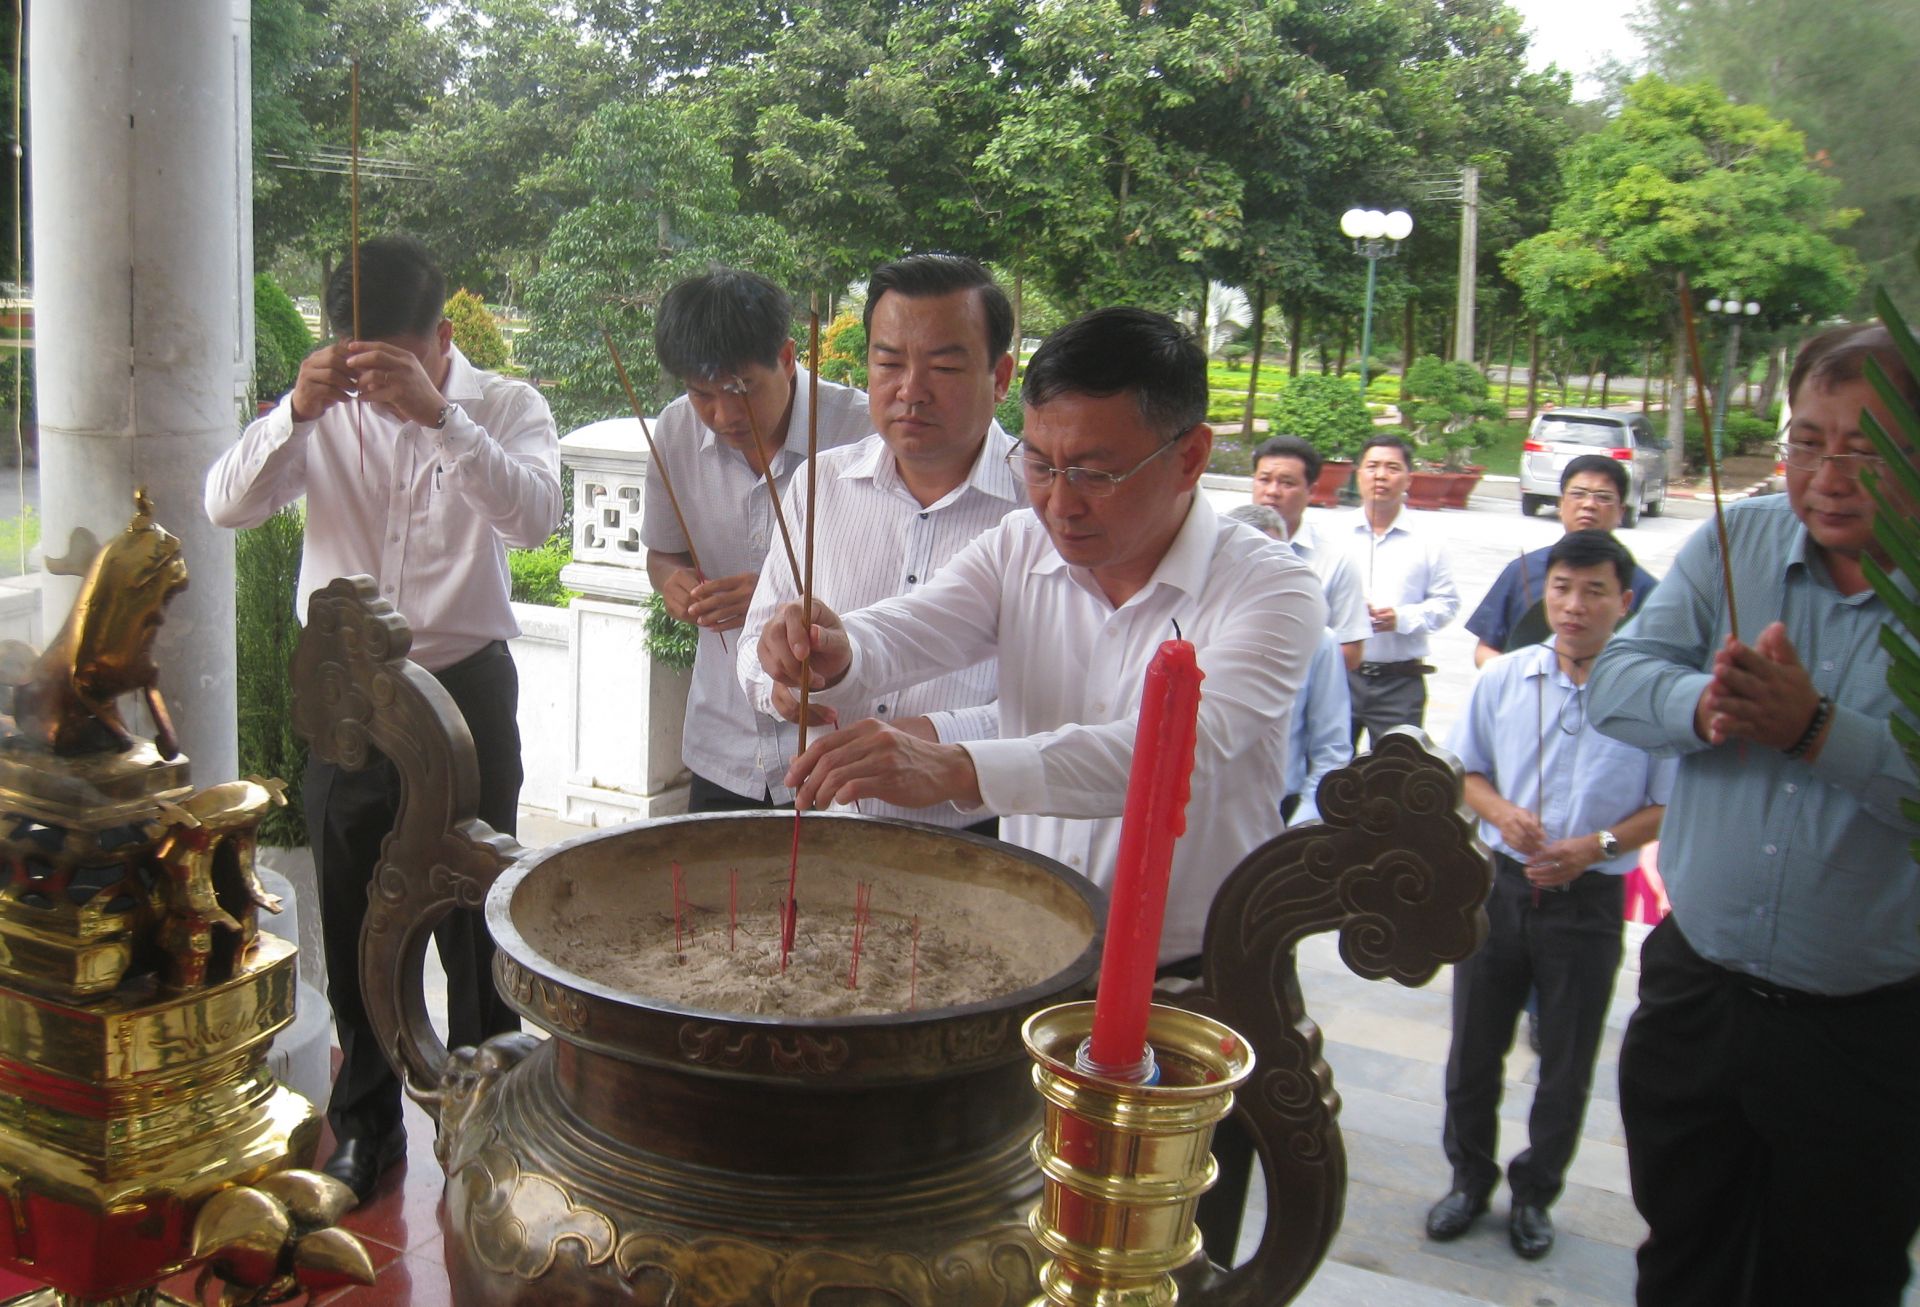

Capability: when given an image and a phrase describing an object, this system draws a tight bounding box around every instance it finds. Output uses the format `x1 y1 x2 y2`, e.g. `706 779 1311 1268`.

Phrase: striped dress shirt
737 425 1024 824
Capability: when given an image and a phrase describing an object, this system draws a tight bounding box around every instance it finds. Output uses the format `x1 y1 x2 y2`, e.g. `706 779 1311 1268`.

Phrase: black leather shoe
1424 1189 1488 1241
1510 1201 1555 1259
322 1127 407 1203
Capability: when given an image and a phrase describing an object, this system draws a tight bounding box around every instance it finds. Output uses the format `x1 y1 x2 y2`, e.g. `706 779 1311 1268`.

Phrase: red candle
1085 638 1204 1078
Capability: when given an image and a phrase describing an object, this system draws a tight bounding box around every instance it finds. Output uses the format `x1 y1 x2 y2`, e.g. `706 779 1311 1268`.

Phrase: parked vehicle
1517 408 1669 527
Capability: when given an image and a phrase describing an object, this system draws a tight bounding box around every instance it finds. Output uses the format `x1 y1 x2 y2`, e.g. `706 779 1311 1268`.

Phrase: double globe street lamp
1705 294 1762 459
1341 207 1413 391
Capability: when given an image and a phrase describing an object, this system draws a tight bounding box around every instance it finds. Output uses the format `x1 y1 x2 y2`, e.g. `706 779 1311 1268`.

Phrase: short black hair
863 254 1013 359
1560 453 1628 497
1546 528 1636 591
1358 433 1414 466
1253 434 1321 485
1021 308 1206 439
1788 320 1920 414
325 234 444 340
653 267 793 381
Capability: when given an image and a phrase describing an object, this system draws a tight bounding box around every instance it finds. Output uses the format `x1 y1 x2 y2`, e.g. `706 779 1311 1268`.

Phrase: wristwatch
428 402 453 430
1596 829 1620 859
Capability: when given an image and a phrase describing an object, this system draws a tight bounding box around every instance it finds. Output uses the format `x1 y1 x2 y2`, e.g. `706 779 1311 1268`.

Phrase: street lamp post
1706 294 1761 459
1341 207 1413 391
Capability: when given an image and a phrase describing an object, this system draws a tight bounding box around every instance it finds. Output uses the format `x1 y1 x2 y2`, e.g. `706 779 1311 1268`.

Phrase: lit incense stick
781 296 824 970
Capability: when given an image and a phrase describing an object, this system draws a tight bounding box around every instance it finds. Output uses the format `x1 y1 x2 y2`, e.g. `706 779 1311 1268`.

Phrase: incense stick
603 330 729 653
349 58 364 475
780 297 824 972
1676 275 1742 642
1520 545 1543 810
736 382 803 591
908 915 920 1012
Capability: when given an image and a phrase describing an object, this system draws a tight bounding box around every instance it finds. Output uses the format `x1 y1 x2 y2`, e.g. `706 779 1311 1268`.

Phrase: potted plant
1265 373 1372 505
1402 357 1502 509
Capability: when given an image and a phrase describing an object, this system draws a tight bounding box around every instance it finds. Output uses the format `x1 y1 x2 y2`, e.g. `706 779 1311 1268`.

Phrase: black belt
1663 918 1920 1007
1357 660 1432 679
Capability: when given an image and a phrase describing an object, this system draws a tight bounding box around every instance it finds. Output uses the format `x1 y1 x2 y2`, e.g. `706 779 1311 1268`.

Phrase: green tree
446 288 509 371
1504 77 1862 462
374 0 635 298
516 96 802 430
250 0 459 284
1635 0 1920 313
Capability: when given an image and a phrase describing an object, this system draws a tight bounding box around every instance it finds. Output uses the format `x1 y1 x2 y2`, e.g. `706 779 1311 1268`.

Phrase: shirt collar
1032 490 1219 606
1349 503 1411 539
1519 637 1580 690
442 344 484 403
850 421 1024 508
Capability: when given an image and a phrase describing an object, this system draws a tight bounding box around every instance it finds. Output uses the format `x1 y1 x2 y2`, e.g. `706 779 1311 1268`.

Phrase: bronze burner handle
1178 727 1493 1304
291 576 523 1120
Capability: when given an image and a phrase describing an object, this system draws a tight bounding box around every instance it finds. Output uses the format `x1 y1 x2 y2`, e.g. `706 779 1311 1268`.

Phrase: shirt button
1785 783 1797 794
1764 844 1777 855
876 704 888 714
906 575 917 584
919 512 929 520
1820 660 1834 671
390 534 400 544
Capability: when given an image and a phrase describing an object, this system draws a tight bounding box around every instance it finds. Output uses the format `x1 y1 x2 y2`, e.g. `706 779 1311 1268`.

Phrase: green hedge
507 533 575 607
235 506 307 847
253 274 312 403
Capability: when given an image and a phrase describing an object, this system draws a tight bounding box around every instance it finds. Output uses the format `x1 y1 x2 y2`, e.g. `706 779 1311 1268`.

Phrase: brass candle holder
1023 1001 1253 1307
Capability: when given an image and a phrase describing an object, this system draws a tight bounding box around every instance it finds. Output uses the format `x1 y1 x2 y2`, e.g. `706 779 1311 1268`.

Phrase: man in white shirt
204 235 561 1202
756 307 1325 967
1250 434 1370 669
1345 434 1459 745
642 267 872 811
736 254 1021 830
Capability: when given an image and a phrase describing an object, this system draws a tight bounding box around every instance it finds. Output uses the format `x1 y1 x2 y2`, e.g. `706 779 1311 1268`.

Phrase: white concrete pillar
30 0 241 780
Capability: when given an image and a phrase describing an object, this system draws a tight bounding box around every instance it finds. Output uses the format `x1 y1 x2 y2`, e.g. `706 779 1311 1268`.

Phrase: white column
30 0 240 780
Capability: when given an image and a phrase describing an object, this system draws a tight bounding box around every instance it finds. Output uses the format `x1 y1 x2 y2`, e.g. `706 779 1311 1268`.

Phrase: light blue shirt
1589 495 1920 994
1448 639 1675 872
1285 628 1353 824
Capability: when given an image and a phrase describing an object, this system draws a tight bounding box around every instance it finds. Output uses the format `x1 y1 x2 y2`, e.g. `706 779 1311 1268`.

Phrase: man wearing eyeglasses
1427 530 1673 1261
1589 322 1920 1306
1467 455 1661 667
734 254 1021 831
643 267 872 813
755 307 1324 978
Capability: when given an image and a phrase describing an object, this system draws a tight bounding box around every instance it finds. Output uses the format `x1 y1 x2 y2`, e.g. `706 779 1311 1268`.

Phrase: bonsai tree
1267 372 1372 464
1403 356 1503 471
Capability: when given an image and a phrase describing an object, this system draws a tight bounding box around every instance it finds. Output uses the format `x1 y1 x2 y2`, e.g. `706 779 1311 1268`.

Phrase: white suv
1518 408 1669 527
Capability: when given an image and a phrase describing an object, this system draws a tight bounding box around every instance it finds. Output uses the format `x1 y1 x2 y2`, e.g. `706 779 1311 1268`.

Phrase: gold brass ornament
0 493 371 1307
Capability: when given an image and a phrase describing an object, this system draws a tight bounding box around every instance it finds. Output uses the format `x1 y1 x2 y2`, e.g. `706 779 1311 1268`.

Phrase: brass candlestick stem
1023 1002 1253 1307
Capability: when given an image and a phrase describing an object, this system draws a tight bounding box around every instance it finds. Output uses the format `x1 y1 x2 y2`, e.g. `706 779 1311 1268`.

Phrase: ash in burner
550 869 1031 1018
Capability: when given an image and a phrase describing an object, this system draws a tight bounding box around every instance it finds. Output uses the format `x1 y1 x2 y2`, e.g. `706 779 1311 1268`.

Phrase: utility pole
1452 165 1479 365
1415 166 1480 366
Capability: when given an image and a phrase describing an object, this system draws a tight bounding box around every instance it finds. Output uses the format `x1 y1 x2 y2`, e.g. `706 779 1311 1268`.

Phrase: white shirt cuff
957 736 1045 817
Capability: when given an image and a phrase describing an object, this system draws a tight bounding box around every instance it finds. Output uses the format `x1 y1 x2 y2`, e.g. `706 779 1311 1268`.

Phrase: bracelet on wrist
1783 695 1832 759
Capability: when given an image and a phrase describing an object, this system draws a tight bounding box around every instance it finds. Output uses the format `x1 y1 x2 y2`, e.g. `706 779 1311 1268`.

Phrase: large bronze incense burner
0 496 371 1307
295 575 1492 1305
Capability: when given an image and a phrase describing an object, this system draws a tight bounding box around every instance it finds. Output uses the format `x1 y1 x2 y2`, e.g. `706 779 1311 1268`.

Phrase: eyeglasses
1782 444 1887 475
1007 435 1186 498
1562 488 1620 506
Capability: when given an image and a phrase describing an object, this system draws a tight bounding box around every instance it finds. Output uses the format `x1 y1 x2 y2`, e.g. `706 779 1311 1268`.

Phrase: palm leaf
1860 287 1920 841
